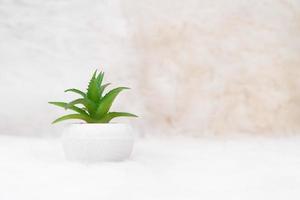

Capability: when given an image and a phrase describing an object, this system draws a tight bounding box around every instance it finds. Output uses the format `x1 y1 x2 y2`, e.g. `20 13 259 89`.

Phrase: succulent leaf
83 98 98 116
95 87 129 118
87 71 101 103
50 70 137 124
65 98 86 108
66 98 97 116
48 102 88 115
64 88 86 97
96 72 104 87
99 83 111 98
98 112 138 123
52 114 92 124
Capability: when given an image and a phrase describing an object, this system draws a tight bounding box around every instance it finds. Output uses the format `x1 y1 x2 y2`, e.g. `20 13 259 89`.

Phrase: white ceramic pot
62 123 134 162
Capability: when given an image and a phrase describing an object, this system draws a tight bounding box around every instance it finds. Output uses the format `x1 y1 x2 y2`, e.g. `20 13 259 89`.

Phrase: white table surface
0 135 300 200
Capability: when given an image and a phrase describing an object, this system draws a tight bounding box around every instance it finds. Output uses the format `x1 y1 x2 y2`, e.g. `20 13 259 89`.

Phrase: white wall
0 0 299 136
0 0 138 136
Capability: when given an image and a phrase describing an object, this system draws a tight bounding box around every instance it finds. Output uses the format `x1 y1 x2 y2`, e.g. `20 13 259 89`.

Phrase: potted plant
49 70 137 162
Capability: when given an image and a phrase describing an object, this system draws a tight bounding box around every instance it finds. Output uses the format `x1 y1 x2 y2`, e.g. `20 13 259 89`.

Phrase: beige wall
122 0 300 135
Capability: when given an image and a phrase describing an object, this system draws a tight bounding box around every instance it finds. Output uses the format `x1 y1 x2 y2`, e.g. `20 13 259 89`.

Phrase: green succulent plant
49 70 137 124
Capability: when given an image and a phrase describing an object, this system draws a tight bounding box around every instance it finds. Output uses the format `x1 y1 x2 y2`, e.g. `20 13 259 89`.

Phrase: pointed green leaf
82 107 88 111
50 70 137 124
87 71 101 103
98 112 138 123
65 98 86 108
65 98 97 116
65 88 86 97
92 70 97 77
48 102 88 115
84 98 98 116
96 72 104 87
95 87 129 118
52 114 92 124
99 83 111 98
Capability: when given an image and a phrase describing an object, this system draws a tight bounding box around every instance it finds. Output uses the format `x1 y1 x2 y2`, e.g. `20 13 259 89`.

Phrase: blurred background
1 1 300 199
1 0 300 136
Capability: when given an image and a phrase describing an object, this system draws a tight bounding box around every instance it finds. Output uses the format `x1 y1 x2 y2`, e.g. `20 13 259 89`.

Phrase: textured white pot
62 123 134 162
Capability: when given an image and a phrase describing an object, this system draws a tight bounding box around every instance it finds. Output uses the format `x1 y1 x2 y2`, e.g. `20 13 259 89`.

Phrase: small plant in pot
49 70 137 162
